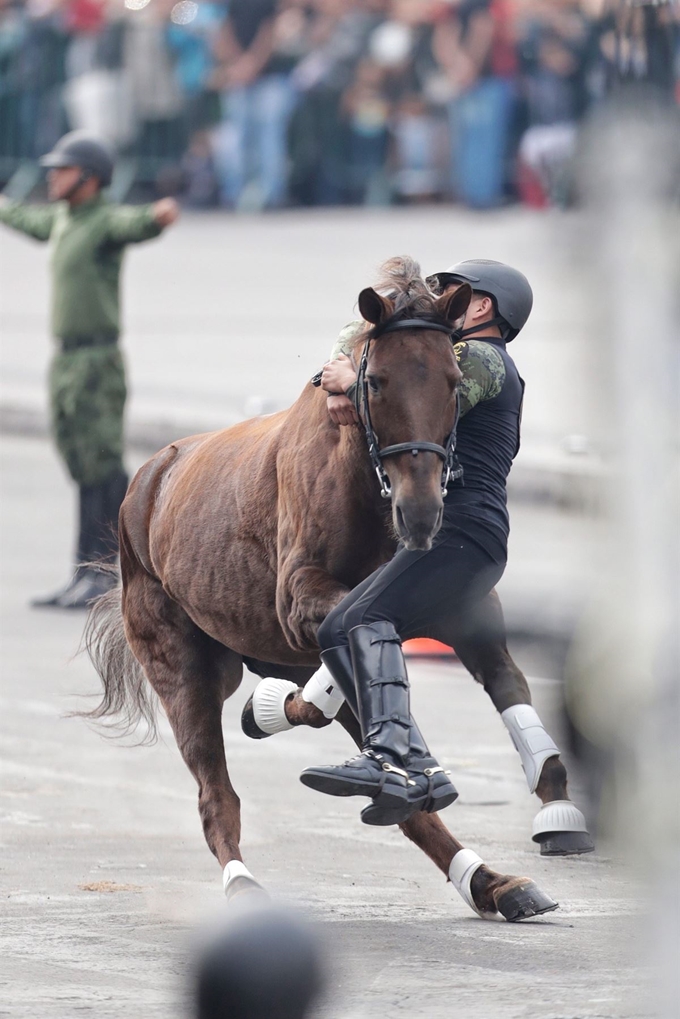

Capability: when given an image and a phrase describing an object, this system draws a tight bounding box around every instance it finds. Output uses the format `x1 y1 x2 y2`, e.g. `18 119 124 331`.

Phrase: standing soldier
0 130 179 608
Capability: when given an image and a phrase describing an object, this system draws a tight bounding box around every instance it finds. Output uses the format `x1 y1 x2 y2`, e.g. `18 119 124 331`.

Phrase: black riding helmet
429 259 533 341
40 130 115 187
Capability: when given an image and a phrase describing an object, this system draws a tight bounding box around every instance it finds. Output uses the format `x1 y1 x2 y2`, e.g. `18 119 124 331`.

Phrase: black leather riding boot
54 473 124 609
314 635 458 826
300 625 412 818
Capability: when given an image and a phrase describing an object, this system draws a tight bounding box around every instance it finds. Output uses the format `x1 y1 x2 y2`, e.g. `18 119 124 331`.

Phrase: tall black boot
300 623 413 818
306 635 458 826
56 473 124 609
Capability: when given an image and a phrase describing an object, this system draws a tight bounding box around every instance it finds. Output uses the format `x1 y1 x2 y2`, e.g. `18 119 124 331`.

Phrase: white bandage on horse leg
301 664 346 719
501 704 560 794
252 678 298 735
448 849 500 920
223 859 258 894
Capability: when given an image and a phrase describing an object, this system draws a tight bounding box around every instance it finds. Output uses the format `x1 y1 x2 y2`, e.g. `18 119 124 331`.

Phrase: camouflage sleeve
0 201 57 241
105 204 163 245
329 320 365 360
454 340 506 417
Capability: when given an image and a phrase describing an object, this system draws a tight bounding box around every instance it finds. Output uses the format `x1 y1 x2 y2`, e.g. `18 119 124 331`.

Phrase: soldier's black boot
54 473 125 609
361 721 458 827
300 632 458 826
301 622 414 822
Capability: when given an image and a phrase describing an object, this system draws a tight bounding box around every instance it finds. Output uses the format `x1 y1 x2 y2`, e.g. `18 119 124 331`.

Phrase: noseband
355 318 464 500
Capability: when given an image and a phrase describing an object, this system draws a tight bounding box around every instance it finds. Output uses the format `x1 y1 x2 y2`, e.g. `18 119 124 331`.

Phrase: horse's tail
79 583 158 744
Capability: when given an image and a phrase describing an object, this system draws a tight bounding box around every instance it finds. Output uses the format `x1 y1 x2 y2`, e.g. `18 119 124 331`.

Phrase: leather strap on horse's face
355 317 464 500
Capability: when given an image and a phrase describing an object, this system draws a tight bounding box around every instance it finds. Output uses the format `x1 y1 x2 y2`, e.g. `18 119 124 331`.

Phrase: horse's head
356 261 472 551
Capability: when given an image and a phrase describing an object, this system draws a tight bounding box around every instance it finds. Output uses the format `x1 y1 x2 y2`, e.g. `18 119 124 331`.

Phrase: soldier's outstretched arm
106 198 179 246
0 197 57 241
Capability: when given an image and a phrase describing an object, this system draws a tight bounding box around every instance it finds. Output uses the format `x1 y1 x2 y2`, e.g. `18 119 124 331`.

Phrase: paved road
0 436 650 1018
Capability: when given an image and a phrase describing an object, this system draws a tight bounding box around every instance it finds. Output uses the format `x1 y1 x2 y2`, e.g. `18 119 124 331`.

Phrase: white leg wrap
301 665 346 719
448 849 500 920
223 860 259 894
251 678 298 735
532 800 589 839
501 704 560 794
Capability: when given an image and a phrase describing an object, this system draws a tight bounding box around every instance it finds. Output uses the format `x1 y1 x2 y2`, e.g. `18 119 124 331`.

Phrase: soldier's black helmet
431 259 533 341
40 131 114 187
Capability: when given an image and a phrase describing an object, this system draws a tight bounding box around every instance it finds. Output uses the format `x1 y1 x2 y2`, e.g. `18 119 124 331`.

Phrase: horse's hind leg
447 591 594 856
122 565 256 893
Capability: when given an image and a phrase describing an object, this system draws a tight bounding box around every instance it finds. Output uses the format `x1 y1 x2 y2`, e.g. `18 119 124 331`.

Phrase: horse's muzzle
394 499 443 552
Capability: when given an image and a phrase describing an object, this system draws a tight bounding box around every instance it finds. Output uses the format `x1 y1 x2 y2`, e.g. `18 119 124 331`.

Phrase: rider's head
40 131 114 205
427 260 533 342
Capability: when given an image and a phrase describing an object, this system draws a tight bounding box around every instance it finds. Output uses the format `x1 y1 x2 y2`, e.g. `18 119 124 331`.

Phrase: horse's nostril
395 505 406 535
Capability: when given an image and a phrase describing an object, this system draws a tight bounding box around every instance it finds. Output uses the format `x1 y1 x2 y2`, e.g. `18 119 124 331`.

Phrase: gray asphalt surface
0 435 650 1019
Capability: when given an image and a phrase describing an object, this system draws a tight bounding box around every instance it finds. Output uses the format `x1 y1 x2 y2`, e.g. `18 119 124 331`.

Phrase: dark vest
444 337 524 552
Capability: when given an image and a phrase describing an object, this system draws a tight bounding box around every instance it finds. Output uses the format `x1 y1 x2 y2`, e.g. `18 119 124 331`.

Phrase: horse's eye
367 376 380 394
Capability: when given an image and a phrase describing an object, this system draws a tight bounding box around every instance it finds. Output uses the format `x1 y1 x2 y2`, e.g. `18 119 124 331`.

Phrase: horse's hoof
241 695 270 739
532 799 593 855
496 880 559 922
241 679 298 740
536 830 596 856
223 861 268 904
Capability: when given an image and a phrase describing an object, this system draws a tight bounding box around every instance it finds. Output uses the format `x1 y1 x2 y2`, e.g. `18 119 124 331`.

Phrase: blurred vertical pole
571 56 680 1017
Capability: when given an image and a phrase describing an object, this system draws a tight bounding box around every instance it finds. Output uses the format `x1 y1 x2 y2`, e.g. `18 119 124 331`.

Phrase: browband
371 318 454 339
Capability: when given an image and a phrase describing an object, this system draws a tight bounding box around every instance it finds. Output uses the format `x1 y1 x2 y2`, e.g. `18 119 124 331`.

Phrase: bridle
354 318 464 500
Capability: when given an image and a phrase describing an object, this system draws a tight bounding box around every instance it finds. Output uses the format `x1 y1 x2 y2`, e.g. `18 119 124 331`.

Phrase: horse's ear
436 282 472 326
358 287 393 325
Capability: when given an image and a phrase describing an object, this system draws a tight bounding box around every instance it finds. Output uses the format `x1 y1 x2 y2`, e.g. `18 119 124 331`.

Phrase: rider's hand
321 354 357 395
327 394 358 427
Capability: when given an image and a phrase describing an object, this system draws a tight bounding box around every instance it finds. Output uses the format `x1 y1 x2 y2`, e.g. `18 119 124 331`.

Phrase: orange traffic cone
403 638 456 659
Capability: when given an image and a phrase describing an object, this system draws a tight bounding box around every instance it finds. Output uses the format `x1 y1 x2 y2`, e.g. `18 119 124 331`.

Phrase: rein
355 318 464 500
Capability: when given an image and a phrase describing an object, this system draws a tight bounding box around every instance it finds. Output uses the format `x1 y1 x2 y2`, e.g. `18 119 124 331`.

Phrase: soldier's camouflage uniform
330 322 508 417
0 195 162 485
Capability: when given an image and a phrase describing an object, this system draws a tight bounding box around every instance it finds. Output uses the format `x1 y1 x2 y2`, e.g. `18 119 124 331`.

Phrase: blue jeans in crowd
216 74 297 209
448 76 516 208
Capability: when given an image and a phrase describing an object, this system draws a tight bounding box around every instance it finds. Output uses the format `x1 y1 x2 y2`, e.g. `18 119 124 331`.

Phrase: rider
297 260 536 825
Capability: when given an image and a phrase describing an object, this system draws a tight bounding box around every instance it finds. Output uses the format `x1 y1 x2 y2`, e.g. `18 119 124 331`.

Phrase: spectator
211 0 299 210
433 0 518 207
288 0 385 205
340 57 390 203
515 1 590 207
165 0 225 204
1 0 677 209
0 0 68 162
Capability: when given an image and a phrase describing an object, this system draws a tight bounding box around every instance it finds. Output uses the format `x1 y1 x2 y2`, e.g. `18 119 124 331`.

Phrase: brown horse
85 259 564 920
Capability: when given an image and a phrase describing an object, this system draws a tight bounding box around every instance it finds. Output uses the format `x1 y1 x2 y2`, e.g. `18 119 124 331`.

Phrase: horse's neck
289 384 385 516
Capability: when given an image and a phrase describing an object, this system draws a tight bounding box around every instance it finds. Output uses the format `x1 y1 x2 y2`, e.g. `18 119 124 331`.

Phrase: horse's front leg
335 705 557 922
450 590 595 856
276 562 349 654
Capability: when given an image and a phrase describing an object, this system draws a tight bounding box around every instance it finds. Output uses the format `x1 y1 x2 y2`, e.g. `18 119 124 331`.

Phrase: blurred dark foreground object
194 904 325 1019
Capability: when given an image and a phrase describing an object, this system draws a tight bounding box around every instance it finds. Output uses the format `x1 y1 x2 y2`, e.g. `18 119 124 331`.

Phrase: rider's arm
0 198 58 241
455 340 506 417
323 320 364 426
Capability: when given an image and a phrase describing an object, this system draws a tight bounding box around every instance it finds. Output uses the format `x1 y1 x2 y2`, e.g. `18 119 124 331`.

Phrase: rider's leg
447 589 594 854
301 530 503 822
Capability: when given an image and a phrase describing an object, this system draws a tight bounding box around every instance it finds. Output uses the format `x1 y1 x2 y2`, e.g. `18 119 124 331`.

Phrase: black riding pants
317 519 507 653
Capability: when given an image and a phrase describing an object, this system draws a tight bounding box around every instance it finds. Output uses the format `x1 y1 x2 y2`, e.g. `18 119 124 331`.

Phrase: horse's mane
362 256 450 341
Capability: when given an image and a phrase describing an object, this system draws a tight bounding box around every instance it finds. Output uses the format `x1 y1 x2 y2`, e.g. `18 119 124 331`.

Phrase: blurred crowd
1 0 678 209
